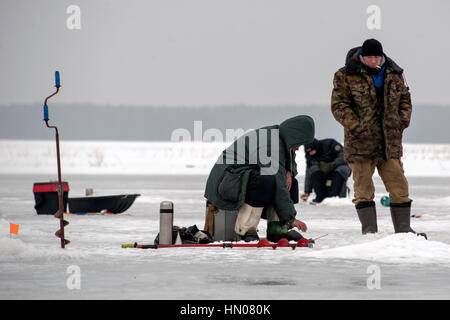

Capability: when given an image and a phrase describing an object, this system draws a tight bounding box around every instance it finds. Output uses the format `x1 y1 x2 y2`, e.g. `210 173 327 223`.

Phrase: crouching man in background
300 138 351 204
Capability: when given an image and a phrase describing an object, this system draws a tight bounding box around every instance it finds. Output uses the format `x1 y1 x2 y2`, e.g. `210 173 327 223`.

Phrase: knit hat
304 139 319 153
361 39 383 57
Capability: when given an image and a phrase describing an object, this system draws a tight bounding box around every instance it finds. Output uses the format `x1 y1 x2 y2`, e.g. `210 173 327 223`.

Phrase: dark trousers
310 169 347 202
245 170 298 207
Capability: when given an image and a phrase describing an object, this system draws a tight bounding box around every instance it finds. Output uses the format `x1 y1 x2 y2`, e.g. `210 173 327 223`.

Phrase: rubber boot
390 205 415 233
244 228 260 242
356 202 378 234
390 205 427 239
266 221 304 242
236 228 260 242
235 203 263 242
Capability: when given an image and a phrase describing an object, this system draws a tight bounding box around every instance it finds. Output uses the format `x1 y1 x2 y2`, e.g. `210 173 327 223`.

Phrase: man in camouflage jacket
331 39 424 237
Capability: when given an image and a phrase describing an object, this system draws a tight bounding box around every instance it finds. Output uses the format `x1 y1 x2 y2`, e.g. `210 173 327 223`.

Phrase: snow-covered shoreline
1 139 450 176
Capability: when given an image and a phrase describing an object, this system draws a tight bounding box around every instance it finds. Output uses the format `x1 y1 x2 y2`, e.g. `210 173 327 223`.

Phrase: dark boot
356 201 378 234
286 229 304 241
244 231 260 242
236 227 260 242
390 204 415 233
390 203 427 239
266 221 304 242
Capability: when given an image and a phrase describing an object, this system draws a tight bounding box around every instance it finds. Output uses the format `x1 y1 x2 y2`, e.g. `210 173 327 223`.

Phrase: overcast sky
1 0 449 107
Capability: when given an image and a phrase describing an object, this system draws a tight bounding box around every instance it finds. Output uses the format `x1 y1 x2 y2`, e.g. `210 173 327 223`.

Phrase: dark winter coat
204 115 315 225
303 138 349 193
331 47 412 162
304 138 346 168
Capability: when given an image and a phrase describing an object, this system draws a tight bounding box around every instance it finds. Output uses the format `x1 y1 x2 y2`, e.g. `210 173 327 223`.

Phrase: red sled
124 238 314 250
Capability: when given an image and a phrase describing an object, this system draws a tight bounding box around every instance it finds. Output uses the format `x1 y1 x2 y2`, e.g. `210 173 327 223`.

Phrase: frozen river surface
1 174 450 299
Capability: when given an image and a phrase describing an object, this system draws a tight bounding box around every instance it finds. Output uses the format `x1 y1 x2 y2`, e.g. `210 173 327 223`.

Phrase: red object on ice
257 238 271 247
131 238 302 250
127 236 318 250
277 238 290 247
10 223 19 235
297 238 311 247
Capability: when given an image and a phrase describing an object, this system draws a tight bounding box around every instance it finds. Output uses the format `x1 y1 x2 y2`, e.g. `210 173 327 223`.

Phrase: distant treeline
1 104 449 143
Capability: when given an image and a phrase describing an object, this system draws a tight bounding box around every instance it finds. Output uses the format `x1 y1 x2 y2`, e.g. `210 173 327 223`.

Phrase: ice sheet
0 173 449 299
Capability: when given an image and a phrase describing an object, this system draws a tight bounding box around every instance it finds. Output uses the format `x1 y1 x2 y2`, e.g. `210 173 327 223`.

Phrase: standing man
331 38 425 237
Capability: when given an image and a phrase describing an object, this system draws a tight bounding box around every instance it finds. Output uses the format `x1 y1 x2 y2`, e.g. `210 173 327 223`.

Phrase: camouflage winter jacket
331 47 412 162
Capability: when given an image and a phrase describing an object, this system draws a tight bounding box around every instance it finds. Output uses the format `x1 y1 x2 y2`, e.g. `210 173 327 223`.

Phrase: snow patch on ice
0 219 87 262
307 196 354 207
0 236 30 256
0 236 88 262
303 233 450 264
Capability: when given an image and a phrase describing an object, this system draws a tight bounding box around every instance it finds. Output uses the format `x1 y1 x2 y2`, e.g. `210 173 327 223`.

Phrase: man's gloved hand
300 193 309 202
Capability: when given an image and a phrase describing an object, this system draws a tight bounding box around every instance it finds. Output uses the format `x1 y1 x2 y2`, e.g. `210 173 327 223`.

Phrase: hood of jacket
279 115 315 151
343 46 403 75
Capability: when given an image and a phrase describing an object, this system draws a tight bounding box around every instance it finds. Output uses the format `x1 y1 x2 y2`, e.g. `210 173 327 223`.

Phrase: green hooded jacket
204 115 315 225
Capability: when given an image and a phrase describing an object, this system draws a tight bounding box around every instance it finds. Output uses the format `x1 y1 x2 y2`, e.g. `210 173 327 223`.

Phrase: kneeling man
204 115 315 242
